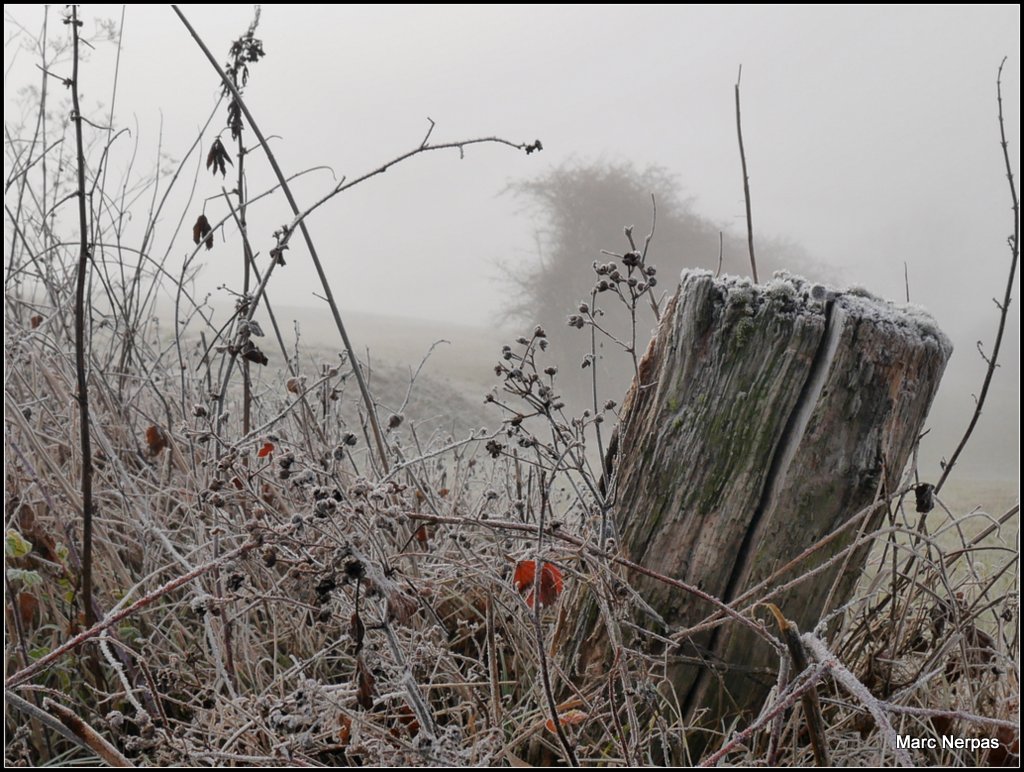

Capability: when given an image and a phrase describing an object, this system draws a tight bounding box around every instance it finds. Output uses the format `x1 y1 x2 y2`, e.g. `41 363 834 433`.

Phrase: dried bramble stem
173 5 391 472
68 4 97 628
936 57 1019 492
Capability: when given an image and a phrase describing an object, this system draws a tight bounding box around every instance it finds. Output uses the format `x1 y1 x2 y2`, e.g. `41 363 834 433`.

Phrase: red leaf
413 525 429 546
145 425 168 456
257 442 274 458
391 704 420 738
513 560 564 608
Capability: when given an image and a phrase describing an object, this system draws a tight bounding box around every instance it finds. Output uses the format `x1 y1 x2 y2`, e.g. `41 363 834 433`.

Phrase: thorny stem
935 57 1018 493
172 5 392 472
68 5 97 628
174 7 538 476
533 472 579 766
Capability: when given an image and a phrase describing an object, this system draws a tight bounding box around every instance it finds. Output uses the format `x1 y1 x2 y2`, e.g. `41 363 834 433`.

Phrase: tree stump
569 270 952 730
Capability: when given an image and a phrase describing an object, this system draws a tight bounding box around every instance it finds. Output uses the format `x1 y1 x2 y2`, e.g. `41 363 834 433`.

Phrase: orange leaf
337 714 352 746
513 560 564 608
545 709 588 733
257 442 274 458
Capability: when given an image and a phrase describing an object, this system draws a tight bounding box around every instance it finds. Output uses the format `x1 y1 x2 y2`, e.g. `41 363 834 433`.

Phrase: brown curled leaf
192 214 213 250
206 137 232 177
350 610 365 654
355 655 375 710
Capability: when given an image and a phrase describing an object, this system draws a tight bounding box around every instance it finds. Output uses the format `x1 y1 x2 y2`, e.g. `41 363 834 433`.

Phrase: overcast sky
4 4 1020 476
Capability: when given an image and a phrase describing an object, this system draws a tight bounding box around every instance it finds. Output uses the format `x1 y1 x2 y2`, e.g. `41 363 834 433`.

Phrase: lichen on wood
567 269 952 729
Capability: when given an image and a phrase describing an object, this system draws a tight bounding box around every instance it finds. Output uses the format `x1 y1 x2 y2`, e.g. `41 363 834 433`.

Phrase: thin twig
936 57 1018 492
735 64 758 283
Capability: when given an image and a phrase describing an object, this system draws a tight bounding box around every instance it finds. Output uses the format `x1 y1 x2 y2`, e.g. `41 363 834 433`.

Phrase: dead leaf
241 342 268 366
192 214 213 250
355 655 375 710
337 714 352 746
18 592 38 629
413 525 429 547
545 709 588 733
350 610 365 654
145 425 168 456
387 591 418 625
206 137 232 177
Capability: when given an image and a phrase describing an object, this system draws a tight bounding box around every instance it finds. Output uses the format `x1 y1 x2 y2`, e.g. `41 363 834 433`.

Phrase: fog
4 4 1020 479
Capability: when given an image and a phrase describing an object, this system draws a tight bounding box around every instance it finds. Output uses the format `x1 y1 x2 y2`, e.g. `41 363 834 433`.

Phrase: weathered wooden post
567 270 951 731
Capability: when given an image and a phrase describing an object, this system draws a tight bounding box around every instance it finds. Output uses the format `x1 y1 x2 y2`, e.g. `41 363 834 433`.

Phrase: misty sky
4 4 1020 477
